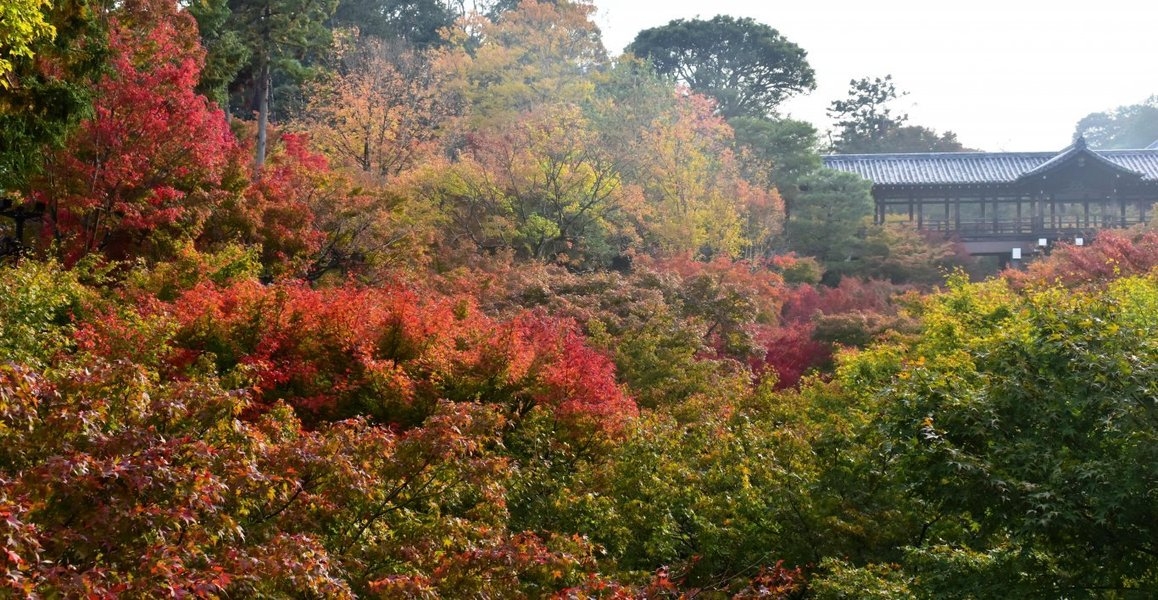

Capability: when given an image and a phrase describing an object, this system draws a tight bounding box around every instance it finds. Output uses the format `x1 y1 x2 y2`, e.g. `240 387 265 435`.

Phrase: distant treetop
1074 95 1158 150
827 75 969 153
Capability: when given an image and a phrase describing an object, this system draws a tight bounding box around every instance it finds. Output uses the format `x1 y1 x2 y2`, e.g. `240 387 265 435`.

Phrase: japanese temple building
824 137 1158 255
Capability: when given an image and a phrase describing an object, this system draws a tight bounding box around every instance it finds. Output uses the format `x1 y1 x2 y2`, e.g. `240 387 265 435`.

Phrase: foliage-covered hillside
1 0 1155 597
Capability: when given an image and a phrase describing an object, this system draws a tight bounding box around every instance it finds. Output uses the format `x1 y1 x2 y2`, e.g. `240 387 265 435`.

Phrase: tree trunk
255 59 270 170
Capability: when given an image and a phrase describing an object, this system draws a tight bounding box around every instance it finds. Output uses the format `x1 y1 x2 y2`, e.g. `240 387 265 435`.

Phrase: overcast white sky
592 0 1158 151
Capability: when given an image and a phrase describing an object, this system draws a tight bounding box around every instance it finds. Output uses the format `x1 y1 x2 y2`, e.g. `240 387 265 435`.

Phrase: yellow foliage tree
412 104 640 263
438 0 607 124
627 92 784 258
0 0 55 89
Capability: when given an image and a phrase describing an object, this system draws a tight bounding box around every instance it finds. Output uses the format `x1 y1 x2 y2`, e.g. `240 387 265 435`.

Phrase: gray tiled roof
824 147 1158 186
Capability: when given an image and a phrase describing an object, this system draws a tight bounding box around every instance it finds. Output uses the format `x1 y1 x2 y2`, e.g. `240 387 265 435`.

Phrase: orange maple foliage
299 35 456 180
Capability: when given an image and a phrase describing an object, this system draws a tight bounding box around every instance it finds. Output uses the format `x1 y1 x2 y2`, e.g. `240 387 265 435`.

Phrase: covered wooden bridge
824 138 1158 255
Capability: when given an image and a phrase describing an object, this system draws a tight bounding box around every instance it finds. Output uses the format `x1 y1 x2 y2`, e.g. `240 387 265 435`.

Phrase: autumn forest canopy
0 0 1156 597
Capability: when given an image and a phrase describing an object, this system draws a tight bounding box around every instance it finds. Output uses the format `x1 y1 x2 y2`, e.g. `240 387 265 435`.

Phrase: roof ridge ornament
1073 135 1087 150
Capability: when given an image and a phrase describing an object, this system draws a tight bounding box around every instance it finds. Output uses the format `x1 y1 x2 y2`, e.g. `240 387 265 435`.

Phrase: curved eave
1015 138 1145 183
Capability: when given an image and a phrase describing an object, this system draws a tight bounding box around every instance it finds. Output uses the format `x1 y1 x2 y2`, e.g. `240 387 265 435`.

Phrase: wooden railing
917 216 1147 239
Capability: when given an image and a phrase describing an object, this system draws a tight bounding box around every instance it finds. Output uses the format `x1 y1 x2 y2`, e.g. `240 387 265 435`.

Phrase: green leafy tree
331 0 454 48
835 222 968 285
1074 95 1158 149
187 0 252 112
626 15 816 119
788 168 872 262
508 389 822 592
877 125 968 153
198 0 338 167
443 0 529 20
815 274 1158 594
730 115 822 213
0 259 93 368
0 0 105 192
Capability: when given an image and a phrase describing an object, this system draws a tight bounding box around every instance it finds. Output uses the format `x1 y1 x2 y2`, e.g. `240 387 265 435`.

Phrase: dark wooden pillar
1119 194 1127 228
1035 195 1044 234
917 198 924 229
953 197 961 231
979 195 986 235
1083 200 1090 228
